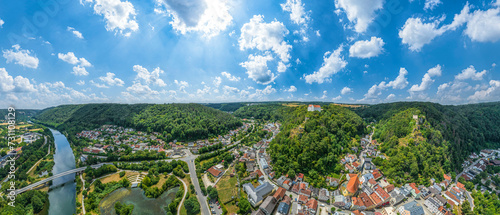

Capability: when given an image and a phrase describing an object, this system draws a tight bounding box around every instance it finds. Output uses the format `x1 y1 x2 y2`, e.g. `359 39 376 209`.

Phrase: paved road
187 157 210 215
176 176 188 215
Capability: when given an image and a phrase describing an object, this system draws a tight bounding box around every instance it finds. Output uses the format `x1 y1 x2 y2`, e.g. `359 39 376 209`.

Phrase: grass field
216 166 242 214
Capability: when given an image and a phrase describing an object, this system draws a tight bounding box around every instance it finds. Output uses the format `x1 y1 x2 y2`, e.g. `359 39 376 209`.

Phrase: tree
119 171 126 177
207 186 219 200
287 169 296 179
31 195 44 213
184 196 200 214
238 198 251 215
142 176 151 187
461 200 472 215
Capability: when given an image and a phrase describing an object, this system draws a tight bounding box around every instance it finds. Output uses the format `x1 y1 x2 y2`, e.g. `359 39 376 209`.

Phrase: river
99 187 180 215
48 129 76 214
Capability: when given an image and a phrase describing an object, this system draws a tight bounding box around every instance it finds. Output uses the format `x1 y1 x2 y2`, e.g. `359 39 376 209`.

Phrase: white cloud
157 0 232 38
221 72 240 81
99 72 124 86
277 61 287 73
409 65 442 92
304 46 347 84
386 93 395 100
349 37 384 58
2 44 39 69
387 68 409 89
281 0 310 26
0 68 36 93
341 87 353 95
464 7 500 42
495 0 500 7
174 80 189 92
261 85 276 95
58 52 92 76
213 76 222 87
72 66 89 76
91 0 139 36
239 15 292 63
363 68 408 99
90 80 109 88
0 18 4 28
424 0 442 10
399 18 445 52
455 65 487 80
77 80 86 86
240 54 277 85
468 80 500 101
437 82 449 94
222 85 239 95
126 82 159 95
285 85 297 92
132 65 167 87
334 0 384 33
67 26 84 39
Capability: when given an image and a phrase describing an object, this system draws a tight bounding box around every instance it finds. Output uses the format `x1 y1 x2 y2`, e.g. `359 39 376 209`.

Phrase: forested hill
266 104 366 186
354 102 500 171
33 103 242 141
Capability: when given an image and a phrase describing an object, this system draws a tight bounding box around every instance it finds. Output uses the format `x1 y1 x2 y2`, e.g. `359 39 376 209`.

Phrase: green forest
33 103 242 142
266 104 365 186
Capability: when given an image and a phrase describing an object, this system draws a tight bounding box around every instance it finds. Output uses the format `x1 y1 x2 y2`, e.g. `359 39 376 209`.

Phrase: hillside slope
34 103 242 142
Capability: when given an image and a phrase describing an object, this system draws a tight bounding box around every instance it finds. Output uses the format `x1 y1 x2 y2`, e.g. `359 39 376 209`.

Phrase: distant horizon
1 0 500 109
3 100 500 110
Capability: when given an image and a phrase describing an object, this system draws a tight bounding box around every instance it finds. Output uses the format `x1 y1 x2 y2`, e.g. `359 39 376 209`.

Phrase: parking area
208 199 223 215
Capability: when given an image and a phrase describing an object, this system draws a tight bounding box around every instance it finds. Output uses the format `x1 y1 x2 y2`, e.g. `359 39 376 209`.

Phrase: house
372 169 383 180
296 173 304 182
243 182 275 206
298 194 308 204
350 197 366 211
273 187 286 201
207 166 223 178
260 196 278 215
307 105 321 112
252 209 266 215
277 196 291 215
327 176 340 187
359 192 375 210
318 188 330 202
255 169 264 180
444 191 460 206
480 149 494 157
424 197 440 214
282 179 292 190
398 201 424 215
437 206 453 215
333 194 351 209
305 198 318 214
291 183 300 194
382 206 396 215
342 174 360 197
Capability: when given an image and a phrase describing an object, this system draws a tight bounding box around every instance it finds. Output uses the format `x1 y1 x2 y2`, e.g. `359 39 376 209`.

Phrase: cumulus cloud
409 65 442 92
285 85 297 92
455 65 487 80
304 46 347 84
424 0 442 10
363 68 408 99
126 82 159 95
99 72 124 86
174 80 189 92
399 3 500 50
468 80 500 101
349 37 384 58
239 15 292 63
2 44 39 69
221 71 240 81
213 76 222 87
464 7 500 42
156 0 232 38
58 52 92 76
341 87 353 95
386 93 396 100
334 0 384 33
67 26 84 39
132 65 167 86
0 68 36 93
281 0 311 41
240 54 277 85
88 0 139 36
0 18 4 28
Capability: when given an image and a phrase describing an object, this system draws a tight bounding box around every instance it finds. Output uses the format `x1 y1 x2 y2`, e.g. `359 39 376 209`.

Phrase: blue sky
1 0 500 109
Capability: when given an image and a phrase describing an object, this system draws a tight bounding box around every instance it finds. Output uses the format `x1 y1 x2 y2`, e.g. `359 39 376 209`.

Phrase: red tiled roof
298 194 308 203
347 174 360 194
410 183 421 194
299 183 307 190
359 192 374 208
352 197 364 207
375 185 390 200
255 169 263 177
456 182 465 190
306 198 318 210
444 174 451 181
372 170 383 180
297 173 304 179
208 167 222 177
370 192 382 205
273 187 286 200
385 184 395 193
368 178 377 185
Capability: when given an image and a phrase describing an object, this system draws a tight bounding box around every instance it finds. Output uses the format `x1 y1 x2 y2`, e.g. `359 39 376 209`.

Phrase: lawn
216 166 243 214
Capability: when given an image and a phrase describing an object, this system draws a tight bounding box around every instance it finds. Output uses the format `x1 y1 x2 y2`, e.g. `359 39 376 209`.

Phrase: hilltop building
307 105 321 112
